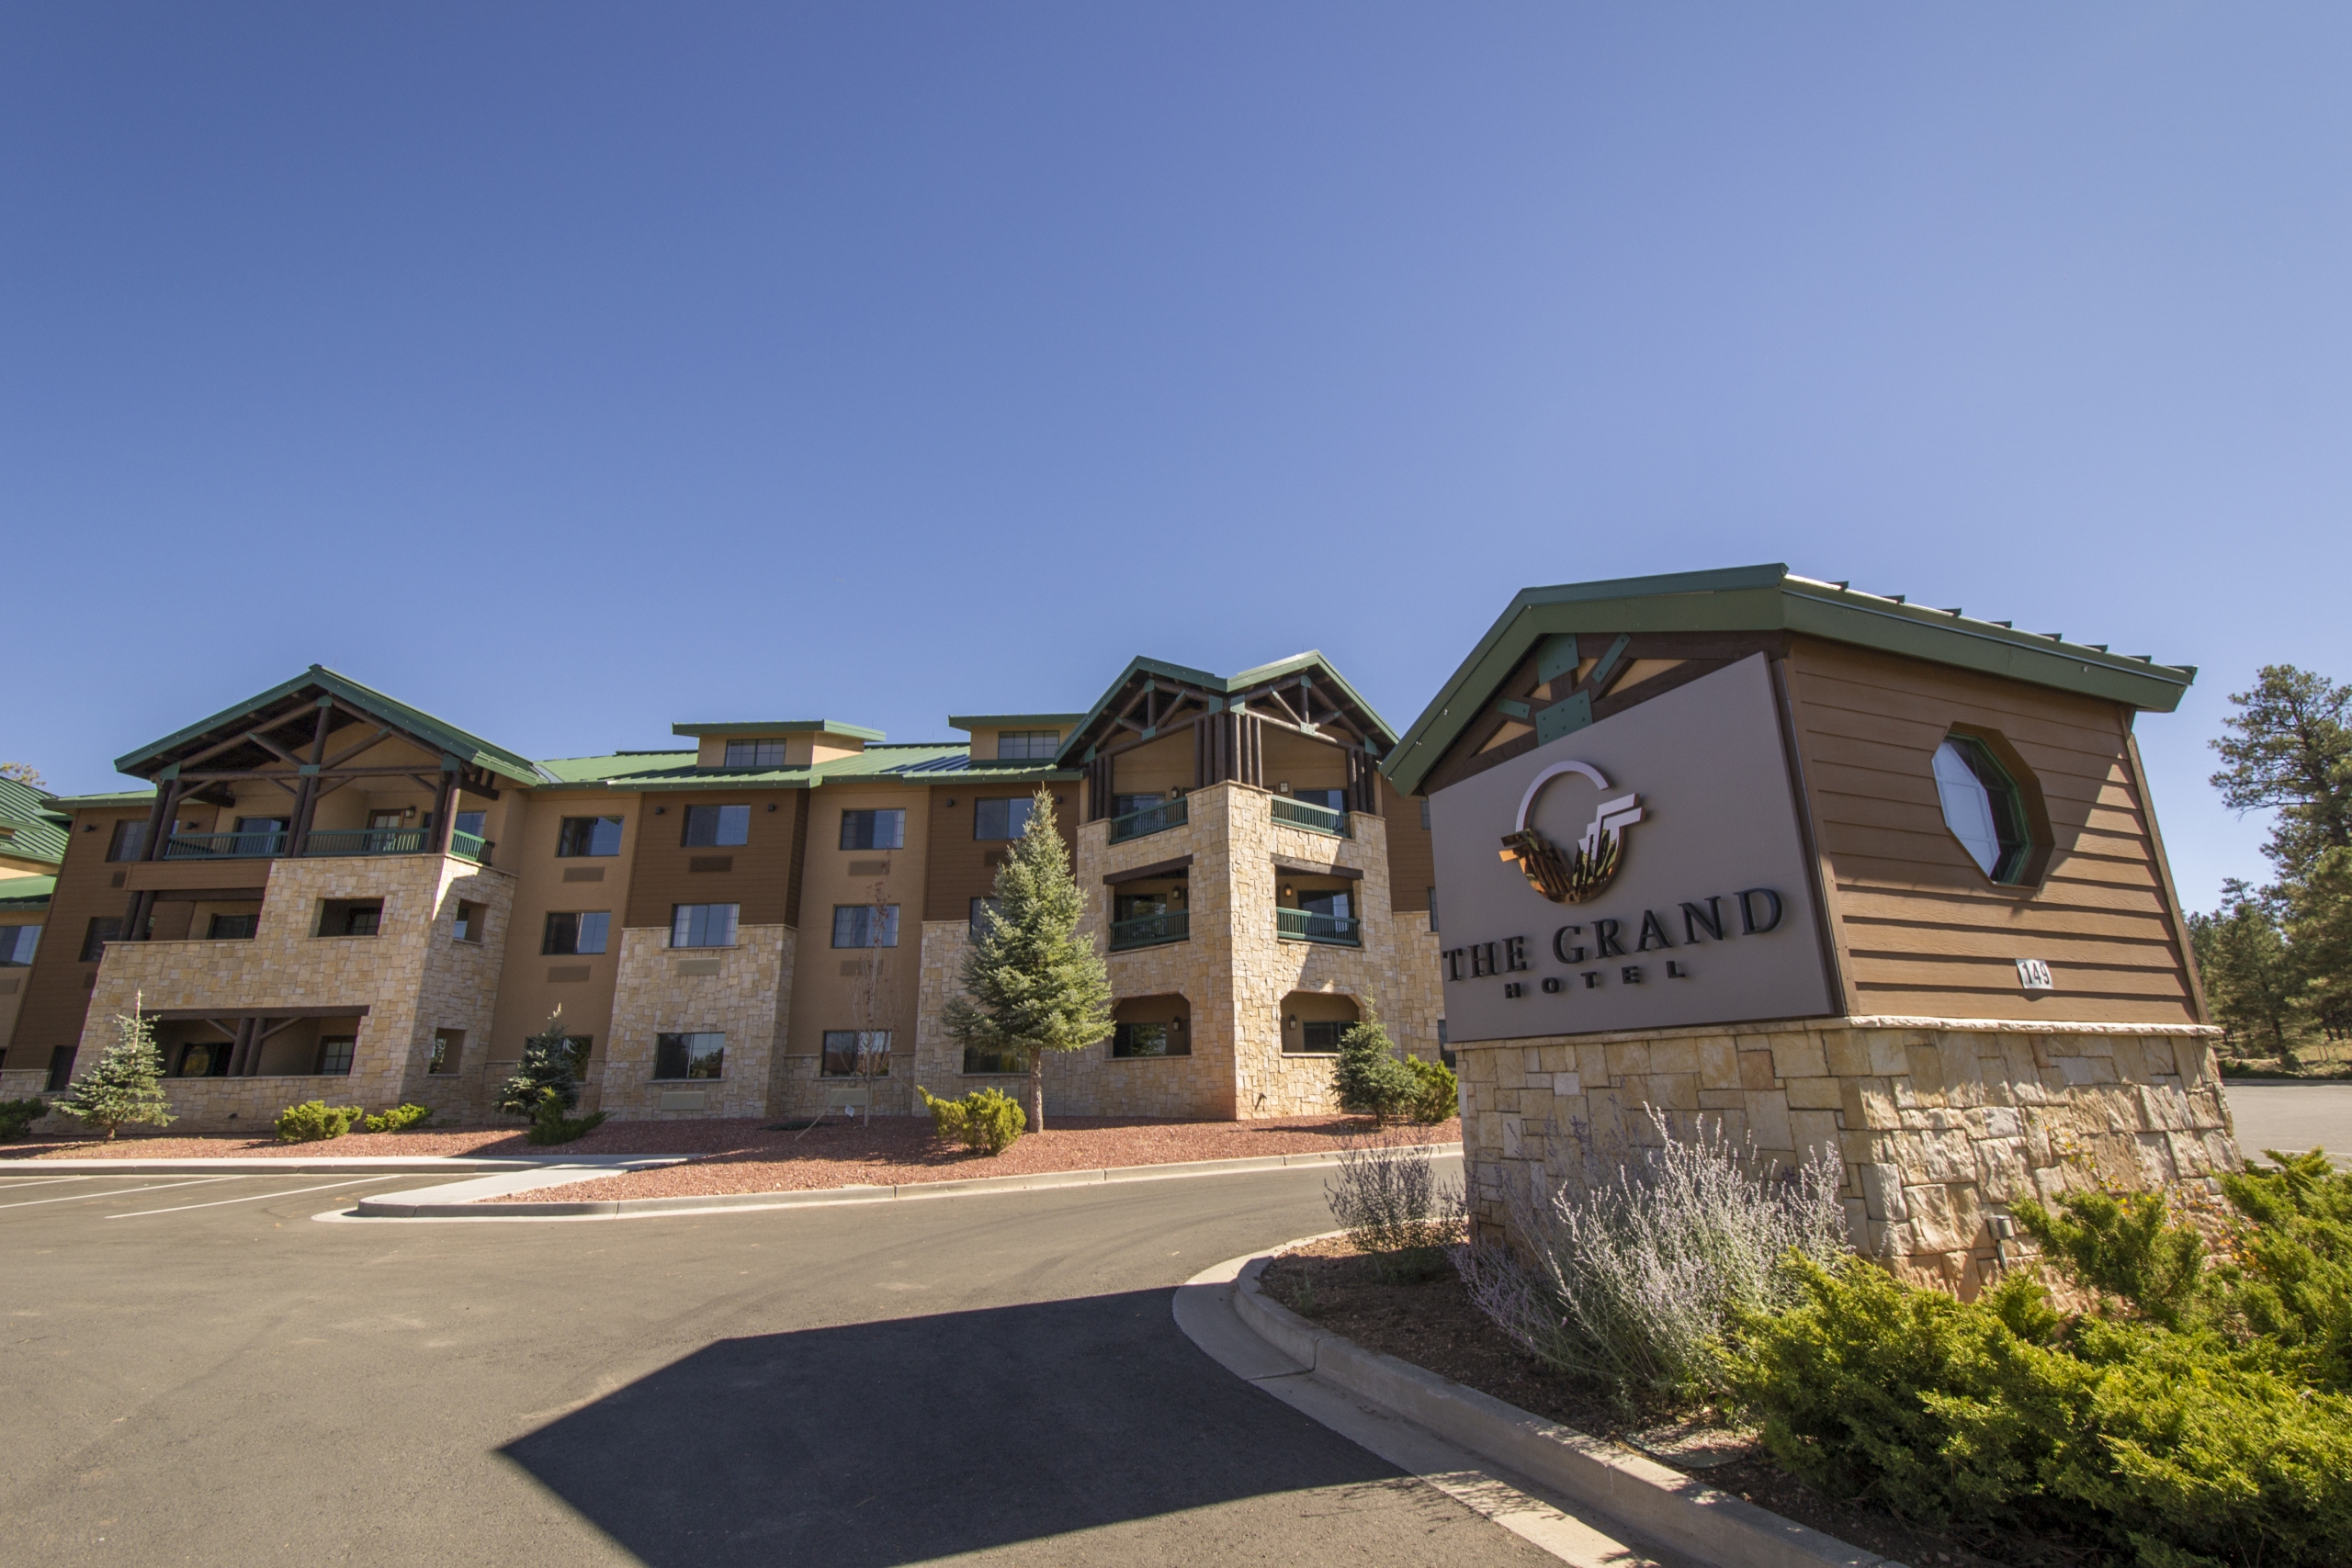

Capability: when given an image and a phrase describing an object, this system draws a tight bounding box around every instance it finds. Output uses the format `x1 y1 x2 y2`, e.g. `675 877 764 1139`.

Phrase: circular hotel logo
1498 761 1645 905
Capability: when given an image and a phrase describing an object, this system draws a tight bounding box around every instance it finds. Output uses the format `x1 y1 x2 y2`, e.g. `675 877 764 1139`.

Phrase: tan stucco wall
1457 1014 2239 1296
489 789 642 1099
782 783 929 1109
0 911 43 1064
72 852 514 1131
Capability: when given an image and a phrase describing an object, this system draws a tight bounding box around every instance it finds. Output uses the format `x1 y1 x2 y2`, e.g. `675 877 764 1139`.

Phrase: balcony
1109 795 1188 844
158 829 492 864
1109 910 1190 952
1276 908 1362 947
1270 797 1351 838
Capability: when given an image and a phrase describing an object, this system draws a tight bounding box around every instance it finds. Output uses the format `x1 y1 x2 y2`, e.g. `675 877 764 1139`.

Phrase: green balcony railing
448 829 492 864
1109 909 1190 951
1276 908 1363 946
1108 795 1188 844
163 831 288 861
305 828 429 857
1271 796 1351 837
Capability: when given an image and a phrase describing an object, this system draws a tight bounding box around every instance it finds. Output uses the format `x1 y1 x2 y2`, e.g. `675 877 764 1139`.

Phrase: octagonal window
1932 735 2035 885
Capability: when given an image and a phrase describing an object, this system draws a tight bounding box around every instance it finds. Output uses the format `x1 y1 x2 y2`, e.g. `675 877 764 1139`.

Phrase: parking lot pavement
2224 1082 2352 1166
1 1163 1560 1568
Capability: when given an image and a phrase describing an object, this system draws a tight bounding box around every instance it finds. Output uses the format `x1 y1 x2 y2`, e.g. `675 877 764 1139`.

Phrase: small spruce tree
944 788 1113 1130
1333 1006 1418 1123
56 1002 174 1140
498 1009 582 1119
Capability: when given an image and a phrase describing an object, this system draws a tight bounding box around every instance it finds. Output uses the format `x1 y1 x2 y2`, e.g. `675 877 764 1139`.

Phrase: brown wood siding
923 782 1079 922
621 792 800 929
1783 637 2198 1024
1380 775 1434 913
7 807 153 1056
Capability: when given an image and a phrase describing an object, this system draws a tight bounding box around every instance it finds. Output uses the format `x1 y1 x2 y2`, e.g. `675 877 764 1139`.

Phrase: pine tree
944 787 1113 1130
2210 665 2352 884
56 1003 174 1140
1333 1006 1418 1122
2286 848 2352 1044
498 1009 582 1119
2188 881 2302 1061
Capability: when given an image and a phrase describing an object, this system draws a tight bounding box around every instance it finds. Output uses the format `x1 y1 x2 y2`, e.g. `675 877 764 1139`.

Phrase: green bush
360 1103 434 1134
0 1097 48 1141
1333 1010 1417 1122
275 1100 364 1143
526 1088 607 1145
1404 1055 1458 1124
918 1086 1025 1155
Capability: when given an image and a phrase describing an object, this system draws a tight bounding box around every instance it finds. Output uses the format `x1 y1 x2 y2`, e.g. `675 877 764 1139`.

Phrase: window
683 804 751 847
47 1046 77 1092
428 1029 464 1075
820 1030 891 1077
543 911 610 955
996 730 1058 761
316 1037 356 1075
1427 888 1438 931
724 739 787 768
206 913 256 941
107 819 149 861
368 809 405 830
653 1032 725 1079
1292 1020 1347 1055
1933 736 2035 884
319 899 383 937
1420 798 1431 830
973 797 1034 841
0 925 39 965
968 897 1000 941
670 903 738 948
80 917 121 963
1112 793 1162 818
962 1046 1025 1075
839 808 905 851
831 905 899 948
557 816 625 857
232 816 289 854
1113 1022 1186 1059
453 900 485 942
1293 788 1347 814
176 1039 230 1078
561 1035 594 1079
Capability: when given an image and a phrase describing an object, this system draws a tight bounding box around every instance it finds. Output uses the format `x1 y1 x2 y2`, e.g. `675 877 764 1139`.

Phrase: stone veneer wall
69 852 514 1131
1457 1014 2239 1294
910 781 1444 1122
598 924 794 1121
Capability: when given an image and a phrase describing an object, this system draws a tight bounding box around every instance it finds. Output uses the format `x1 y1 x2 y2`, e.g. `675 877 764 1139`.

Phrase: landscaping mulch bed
492 1115 1459 1203
1261 1238 2072 1568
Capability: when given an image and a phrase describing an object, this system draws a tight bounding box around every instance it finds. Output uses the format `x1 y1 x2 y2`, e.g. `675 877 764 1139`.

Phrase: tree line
2189 665 2352 1064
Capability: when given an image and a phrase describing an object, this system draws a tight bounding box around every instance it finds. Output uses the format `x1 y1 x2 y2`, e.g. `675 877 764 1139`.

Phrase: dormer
672 720 886 771
949 714 1085 767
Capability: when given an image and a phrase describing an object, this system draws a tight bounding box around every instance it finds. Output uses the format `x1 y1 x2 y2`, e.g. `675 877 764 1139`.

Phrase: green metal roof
115 665 545 788
0 777 67 866
947 713 1086 731
0 874 55 906
670 719 888 741
1384 563 2199 796
532 742 993 794
1056 651 1399 766
44 789 157 809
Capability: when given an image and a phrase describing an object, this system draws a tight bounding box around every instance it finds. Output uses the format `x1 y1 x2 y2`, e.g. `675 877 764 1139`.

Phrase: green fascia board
1383 564 2198 796
946 713 1087 731
0 874 56 905
114 665 543 787
45 789 158 809
670 719 888 741
1054 651 1399 766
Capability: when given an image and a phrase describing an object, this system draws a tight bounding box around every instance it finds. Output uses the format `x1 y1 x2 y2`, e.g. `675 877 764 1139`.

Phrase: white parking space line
0 1177 240 1211
106 1177 397 1219
0 1174 105 1189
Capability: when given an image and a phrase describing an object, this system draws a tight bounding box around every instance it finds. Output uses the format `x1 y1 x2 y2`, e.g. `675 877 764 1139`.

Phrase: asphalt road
2224 1082 2352 1165
2 1164 1556 1568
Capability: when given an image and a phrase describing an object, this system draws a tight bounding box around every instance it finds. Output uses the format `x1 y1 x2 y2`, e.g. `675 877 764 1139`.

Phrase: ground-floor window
428 1029 464 1075
961 1047 1024 1075
175 1039 232 1077
821 1030 889 1077
653 1032 725 1080
316 1037 356 1075
1111 1021 1186 1058
46 1046 75 1091
1287 1021 1346 1055
207 913 256 941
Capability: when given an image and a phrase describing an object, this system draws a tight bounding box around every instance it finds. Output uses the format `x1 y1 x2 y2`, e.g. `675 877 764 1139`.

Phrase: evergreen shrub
918 1086 1025 1155
360 1103 434 1134
525 1088 606 1145
276 1100 364 1143
1405 1055 1458 1124
1332 1010 1417 1122
0 1097 47 1141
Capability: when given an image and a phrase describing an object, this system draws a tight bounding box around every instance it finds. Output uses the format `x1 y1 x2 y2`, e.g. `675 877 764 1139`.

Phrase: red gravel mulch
489 1114 1459 1203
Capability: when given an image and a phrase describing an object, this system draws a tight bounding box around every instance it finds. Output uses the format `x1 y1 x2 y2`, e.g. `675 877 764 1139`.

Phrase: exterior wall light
1285 1014 1298 1030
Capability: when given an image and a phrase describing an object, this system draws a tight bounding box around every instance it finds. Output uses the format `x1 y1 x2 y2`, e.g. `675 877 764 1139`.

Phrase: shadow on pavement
502 1287 1405 1566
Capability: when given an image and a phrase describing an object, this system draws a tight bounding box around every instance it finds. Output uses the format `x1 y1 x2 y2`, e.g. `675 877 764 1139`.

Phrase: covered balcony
1105 858 1191 952
160 823 492 864
1274 862 1363 947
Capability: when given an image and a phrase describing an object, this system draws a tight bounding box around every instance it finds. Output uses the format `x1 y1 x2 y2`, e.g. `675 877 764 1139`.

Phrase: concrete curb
0 1155 685 1178
353 1144 1464 1219
1226 1247 1903 1568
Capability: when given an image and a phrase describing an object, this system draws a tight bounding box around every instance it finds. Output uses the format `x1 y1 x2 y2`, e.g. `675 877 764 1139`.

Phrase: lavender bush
1455 1108 1847 1403
1326 1132 1464 1278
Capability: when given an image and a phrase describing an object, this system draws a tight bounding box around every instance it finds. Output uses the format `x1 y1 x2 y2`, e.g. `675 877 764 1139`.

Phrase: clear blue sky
4 5 2346 909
